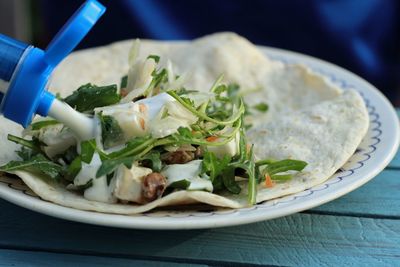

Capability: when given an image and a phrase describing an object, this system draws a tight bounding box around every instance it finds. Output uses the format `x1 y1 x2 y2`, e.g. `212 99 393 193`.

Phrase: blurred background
0 0 399 106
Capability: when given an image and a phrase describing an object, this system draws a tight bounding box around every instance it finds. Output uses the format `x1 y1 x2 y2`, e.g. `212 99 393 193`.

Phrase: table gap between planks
0 110 399 267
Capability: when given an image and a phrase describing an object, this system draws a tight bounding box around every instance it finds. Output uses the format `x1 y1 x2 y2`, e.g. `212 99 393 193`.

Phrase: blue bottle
0 0 105 127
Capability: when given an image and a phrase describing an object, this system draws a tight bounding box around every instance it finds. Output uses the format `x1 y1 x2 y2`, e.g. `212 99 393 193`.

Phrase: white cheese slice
207 132 240 158
113 164 153 203
96 102 148 139
34 123 76 158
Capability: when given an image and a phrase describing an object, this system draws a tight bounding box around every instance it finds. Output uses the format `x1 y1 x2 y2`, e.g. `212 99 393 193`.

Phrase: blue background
38 0 400 105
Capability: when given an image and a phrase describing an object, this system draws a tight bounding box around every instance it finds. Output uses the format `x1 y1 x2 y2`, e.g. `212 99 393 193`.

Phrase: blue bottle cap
2 0 106 127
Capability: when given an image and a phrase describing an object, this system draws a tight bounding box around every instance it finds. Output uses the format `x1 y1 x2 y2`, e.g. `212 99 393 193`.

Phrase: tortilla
0 32 369 213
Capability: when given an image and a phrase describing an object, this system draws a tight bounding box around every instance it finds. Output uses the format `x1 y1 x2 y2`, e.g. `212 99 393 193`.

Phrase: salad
0 51 307 206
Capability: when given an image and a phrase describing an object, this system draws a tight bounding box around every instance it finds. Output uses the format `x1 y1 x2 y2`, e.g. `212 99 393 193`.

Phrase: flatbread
0 32 369 213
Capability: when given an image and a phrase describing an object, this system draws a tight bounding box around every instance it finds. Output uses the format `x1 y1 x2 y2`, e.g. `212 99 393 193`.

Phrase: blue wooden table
0 111 399 267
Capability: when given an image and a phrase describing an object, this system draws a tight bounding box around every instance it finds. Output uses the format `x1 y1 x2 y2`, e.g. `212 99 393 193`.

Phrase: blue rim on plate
0 46 398 229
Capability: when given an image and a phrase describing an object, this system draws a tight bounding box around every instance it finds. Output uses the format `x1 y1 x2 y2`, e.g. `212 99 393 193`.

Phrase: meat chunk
142 173 167 201
161 150 195 164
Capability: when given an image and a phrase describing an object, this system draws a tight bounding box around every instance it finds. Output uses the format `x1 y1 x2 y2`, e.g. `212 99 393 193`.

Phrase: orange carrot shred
139 103 147 113
206 136 219 142
265 174 275 188
139 118 146 130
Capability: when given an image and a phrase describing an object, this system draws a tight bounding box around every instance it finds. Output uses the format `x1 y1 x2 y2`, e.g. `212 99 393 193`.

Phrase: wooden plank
386 109 399 168
311 169 400 217
389 108 400 168
0 249 204 267
388 149 400 169
0 200 399 266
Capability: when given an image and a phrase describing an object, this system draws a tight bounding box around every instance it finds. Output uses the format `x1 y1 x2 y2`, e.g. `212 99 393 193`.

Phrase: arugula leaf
176 127 193 139
96 157 135 178
74 179 93 190
106 173 114 186
96 135 162 177
8 134 43 153
168 91 245 126
147 55 160 63
253 103 269 113
264 159 307 175
145 68 167 96
236 125 248 163
243 150 256 204
120 75 128 89
227 83 240 98
61 146 78 164
255 158 275 167
201 151 239 193
140 151 162 172
108 135 155 159
0 154 62 179
213 84 227 95
228 122 257 203
65 156 82 181
64 83 120 113
17 147 38 161
30 120 60 130
201 151 230 182
222 167 241 194
175 88 198 95
270 174 293 182
80 139 96 163
169 180 191 190
99 114 125 149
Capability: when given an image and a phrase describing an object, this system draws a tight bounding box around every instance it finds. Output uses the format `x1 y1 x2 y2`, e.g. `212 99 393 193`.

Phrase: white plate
0 46 399 229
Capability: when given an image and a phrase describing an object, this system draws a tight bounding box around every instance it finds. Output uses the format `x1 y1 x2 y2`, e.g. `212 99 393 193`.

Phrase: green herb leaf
30 120 60 130
145 68 167 96
202 151 230 182
168 90 245 126
253 103 269 113
74 179 93 190
265 159 307 175
16 147 37 161
229 122 256 204
7 134 43 153
141 151 162 172
120 75 128 89
66 156 82 181
227 83 240 98
246 147 256 204
222 167 241 194
175 88 198 95
106 173 114 186
177 127 193 139
96 157 135 178
108 135 154 159
64 83 120 113
270 174 293 182
147 55 160 63
213 84 227 95
80 139 96 163
0 154 62 179
61 146 78 164
99 114 125 149
169 179 191 189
